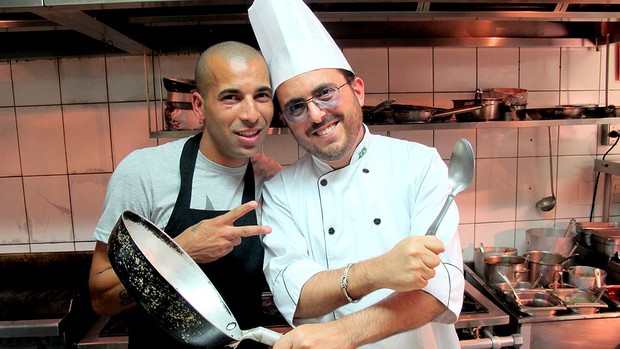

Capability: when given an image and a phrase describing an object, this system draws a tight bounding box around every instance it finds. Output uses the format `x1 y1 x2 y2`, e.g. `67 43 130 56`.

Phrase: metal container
576 222 620 247
550 288 608 314
525 227 577 257
473 246 518 278
567 266 607 290
482 255 528 285
591 229 620 257
523 251 574 287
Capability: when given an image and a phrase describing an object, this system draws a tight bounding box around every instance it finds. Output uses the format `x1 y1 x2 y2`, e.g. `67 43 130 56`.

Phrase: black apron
128 133 268 349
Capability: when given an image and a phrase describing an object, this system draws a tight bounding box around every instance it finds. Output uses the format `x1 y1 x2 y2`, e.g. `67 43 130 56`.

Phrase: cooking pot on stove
473 246 518 278
523 250 576 287
525 227 577 257
482 255 528 285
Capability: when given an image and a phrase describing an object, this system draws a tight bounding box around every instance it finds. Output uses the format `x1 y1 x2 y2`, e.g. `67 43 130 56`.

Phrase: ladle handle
425 194 455 236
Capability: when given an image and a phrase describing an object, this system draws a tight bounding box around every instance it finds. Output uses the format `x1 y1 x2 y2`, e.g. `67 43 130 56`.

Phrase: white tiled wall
1 45 620 260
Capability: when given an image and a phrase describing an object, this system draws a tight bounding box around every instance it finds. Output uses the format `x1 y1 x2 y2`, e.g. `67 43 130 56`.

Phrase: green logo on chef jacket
358 147 367 159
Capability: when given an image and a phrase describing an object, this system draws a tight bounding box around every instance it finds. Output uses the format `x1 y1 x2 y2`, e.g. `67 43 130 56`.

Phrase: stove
0 252 98 346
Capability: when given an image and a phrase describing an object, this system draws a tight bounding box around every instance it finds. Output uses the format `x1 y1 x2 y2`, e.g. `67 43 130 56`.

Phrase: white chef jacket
261 125 464 349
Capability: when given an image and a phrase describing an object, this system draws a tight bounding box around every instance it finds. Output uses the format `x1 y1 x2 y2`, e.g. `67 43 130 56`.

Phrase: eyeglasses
281 82 348 124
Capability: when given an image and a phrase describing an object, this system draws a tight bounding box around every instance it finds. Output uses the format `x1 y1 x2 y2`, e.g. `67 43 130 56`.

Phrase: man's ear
191 91 205 119
351 76 365 107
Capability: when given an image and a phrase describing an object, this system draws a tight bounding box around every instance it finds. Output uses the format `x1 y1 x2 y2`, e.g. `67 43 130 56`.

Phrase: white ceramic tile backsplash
59 56 107 104
0 62 13 107
23 175 73 243
16 106 67 176
344 48 389 93
0 177 28 244
63 103 113 174
107 55 154 102
109 101 158 167
388 47 433 93
12 59 61 106
2 45 619 255
434 48 477 92
477 47 520 89
69 173 110 242
520 47 561 91
0 107 21 177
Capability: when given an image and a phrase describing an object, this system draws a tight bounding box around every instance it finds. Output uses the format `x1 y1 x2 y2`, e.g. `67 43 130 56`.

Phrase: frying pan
107 210 282 348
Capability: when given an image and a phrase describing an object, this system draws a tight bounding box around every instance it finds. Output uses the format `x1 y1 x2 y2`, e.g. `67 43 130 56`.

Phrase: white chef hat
248 0 353 92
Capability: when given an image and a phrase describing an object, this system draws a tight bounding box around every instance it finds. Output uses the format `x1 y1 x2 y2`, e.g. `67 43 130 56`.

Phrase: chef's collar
312 124 369 173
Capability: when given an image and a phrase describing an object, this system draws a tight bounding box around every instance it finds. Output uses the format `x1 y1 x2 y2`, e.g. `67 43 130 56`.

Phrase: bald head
195 41 267 96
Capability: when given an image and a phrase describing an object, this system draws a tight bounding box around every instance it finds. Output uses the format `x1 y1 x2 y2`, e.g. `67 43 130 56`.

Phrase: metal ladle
497 270 523 306
536 126 556 211
426 139 475 235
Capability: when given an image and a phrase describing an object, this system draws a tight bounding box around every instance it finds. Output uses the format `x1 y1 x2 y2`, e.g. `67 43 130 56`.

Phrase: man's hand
367 236 445 292
174 200 271 263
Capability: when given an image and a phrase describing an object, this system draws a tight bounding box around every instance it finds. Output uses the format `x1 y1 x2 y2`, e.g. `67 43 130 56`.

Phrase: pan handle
239 327 283 346
432 104 483 118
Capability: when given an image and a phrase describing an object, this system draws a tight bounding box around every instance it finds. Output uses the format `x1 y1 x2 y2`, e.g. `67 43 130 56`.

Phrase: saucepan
107 210 281 348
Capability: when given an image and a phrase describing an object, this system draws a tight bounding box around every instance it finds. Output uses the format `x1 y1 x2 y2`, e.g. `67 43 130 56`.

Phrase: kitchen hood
1 0 619 60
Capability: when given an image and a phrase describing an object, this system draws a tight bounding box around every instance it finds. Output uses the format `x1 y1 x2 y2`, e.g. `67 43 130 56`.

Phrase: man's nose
306 101 327 123
240 98 260 122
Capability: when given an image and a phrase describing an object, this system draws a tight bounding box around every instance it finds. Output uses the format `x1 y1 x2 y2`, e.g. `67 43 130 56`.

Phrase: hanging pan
107 210 281 348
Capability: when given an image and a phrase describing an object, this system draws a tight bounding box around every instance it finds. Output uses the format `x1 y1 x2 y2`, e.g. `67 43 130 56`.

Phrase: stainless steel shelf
150 117 620 139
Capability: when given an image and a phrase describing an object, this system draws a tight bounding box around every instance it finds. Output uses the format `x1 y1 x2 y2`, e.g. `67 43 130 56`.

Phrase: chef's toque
248 0 353 92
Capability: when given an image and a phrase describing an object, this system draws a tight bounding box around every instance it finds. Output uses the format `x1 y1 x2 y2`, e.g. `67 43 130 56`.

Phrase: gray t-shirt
93 137 262 243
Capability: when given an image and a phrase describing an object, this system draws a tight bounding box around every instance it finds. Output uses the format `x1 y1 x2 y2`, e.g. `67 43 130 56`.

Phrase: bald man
88 41 281 349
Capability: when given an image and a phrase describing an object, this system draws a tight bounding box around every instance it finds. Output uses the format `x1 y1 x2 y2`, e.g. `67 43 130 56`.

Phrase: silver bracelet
340 263 360 303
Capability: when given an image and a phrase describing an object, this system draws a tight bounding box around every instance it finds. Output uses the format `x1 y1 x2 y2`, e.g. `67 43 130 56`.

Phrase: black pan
520 106 585 120
107 210 281 348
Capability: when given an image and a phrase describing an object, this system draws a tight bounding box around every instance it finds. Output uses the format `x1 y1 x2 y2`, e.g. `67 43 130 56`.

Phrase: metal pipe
459 331 523 349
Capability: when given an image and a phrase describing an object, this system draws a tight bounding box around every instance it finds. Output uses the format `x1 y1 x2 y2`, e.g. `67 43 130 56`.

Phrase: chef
249 0 464 348
88 41 280 348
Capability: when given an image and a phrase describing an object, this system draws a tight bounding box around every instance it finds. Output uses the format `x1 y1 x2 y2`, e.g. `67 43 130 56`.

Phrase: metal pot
107 210 281 348
591 228 620 257
576 222 620 247
567 266 607 290
482 255 528 285
473 246 518 278
525 227 577 257
523 250 575 287
451 98 503 122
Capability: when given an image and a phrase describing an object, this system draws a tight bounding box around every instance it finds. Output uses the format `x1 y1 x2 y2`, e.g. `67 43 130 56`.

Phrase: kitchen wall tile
516 156 556 222
388 129 433 147
475 158 517 223
561 47 601 91
555 155 599 220
609 90 620 106
344 48 388 93
477 127 518 159
155 54 200 100
0 107 21 177
559 90 601 106
12 59 61 106
458 224 475 262
363 93 390 108
434 128 477 160
388 47 433 93
518 125 557 157
477 47 520 89
526 91 560 108
69 173 110 242
474 222 517 248
434 48 477 92
75 241 96 251
0 62 13 107
262 134 299 166
387 93 434 107
30 243 76 253
107 55 154 102
0 245 30 254
16 106 67 176
602 45 620 92
23 175 73 243
520 47 561 91
109 102 158 167
558 124 597 156
63 104 113 174
59 56 107 104
0 177 28 244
